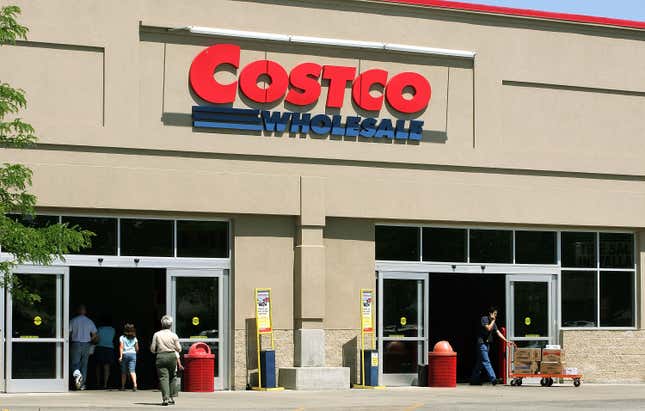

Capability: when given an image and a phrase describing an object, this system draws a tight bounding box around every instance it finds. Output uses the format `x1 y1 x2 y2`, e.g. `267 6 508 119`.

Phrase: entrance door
5 265 69 392
167 269 228 389
506 275 556 348
377 272 428 386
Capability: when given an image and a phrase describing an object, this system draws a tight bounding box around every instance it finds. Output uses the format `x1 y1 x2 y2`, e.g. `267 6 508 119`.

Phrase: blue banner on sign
192 106 424 140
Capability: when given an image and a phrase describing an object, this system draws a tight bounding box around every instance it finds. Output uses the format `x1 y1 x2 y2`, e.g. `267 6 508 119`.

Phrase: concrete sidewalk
1 384 645 410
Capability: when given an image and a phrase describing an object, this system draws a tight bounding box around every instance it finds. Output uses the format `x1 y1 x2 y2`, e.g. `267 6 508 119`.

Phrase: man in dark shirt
470 306 514 385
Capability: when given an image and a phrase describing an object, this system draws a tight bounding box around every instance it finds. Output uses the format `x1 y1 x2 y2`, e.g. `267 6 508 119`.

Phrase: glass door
5 265 69 392
506 275 556 348
166 269 228 390
377 272 428 386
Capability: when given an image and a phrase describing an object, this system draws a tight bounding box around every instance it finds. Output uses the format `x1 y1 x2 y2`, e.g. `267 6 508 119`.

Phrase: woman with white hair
150 315 182 406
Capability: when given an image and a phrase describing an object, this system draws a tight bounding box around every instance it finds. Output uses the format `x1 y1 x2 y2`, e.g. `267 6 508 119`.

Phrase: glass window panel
561 271 597 327
12 274 57 338
11 342 57 379
469 230 512 263
8 213 59 228
513 282 548 337
561 232 596 268
3 215 60 254
422 227 466 262
514 231 556 264
600 271 635 327
383 340 419 374
600 233 634 269
62 216 117 255
383 279 422 338
120 219 173 257
177 220 229 258
175 277 219 339
375 226 420 261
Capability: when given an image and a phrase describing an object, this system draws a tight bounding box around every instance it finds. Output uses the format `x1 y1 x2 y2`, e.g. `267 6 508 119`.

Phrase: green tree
0 5 92 304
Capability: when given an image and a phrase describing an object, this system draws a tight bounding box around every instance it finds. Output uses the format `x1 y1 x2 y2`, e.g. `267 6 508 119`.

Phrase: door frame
377 271 429 386
166 268 229 390
505 274 557 346
5 265 69 392
0 269 4 392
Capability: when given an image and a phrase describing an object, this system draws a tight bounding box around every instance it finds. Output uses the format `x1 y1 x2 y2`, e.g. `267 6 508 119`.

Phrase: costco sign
189 44 431 140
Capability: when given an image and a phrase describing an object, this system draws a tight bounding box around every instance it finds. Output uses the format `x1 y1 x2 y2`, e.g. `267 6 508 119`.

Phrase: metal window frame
4 265 69 393
1 212 235 392
166 268 230 390
376 271 429 386
505 274 556 344
375 223 638 331
0 211 233 260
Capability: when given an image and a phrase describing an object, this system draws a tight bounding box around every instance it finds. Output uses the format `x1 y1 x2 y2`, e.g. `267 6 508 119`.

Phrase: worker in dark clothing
471 306 515 385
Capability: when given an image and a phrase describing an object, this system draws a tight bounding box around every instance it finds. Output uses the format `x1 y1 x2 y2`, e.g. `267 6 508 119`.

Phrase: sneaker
73 370 83 390
491 379 498 386
162 400 169 406
169 398 175 405
132 387 137 392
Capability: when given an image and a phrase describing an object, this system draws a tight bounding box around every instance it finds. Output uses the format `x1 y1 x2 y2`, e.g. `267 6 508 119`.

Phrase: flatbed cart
506 345 583 387
509 373 583 387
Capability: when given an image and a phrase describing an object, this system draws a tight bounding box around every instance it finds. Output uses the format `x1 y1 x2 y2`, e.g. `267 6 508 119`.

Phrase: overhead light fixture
290 35 384 50
185 26 290 42
171 26 475 59
385 43 476 59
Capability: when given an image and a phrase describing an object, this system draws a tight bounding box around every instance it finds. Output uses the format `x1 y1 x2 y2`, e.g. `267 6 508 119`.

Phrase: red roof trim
379 0 645 30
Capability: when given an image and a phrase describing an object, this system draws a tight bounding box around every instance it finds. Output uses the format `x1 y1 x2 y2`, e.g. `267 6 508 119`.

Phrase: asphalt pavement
1 384 645 410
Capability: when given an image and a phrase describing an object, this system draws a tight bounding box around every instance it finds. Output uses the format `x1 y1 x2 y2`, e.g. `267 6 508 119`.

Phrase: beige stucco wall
1 0 644 227
232 215 295 389
1 0 644 387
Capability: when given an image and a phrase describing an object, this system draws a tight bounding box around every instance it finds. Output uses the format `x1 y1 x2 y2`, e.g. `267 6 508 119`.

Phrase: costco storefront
0 0 644 391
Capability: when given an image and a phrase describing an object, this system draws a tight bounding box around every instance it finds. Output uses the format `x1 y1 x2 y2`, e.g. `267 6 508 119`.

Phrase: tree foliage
1 5 93 304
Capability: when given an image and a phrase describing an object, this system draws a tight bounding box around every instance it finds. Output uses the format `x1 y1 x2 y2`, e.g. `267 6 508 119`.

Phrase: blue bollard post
363 349 379 386
260 349 276 388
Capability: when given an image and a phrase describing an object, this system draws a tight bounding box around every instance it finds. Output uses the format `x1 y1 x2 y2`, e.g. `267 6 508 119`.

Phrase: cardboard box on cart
514 361 539 374
542 349 565 363
540 348 565 375
514 348 542 362
540 362 564 374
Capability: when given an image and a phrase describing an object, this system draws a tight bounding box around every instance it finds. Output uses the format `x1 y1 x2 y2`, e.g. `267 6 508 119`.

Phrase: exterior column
294 176 326 366
639 231 645 330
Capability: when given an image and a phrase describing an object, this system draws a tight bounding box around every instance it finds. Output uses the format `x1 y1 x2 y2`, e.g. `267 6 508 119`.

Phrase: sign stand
353 288 385 389
252 288 284 391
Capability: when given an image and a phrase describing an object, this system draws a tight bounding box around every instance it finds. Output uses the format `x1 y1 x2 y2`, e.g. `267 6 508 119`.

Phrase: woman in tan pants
150 315 182 406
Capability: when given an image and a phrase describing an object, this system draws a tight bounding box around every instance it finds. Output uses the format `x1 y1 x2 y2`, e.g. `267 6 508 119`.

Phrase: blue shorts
121 353 137 373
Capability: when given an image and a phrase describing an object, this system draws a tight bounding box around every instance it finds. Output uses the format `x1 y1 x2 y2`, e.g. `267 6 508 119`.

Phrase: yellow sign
400 317 407 326
192 316 200 326
34 316 42 326
524 317 531 326
255 288 272 334
189 335 207 339
371 352 379 367
361 289 374 333
19 336 39 339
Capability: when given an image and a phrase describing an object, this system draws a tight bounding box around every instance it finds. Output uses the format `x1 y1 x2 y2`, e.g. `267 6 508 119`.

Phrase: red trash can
183 342 215 392
428 341 457 388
